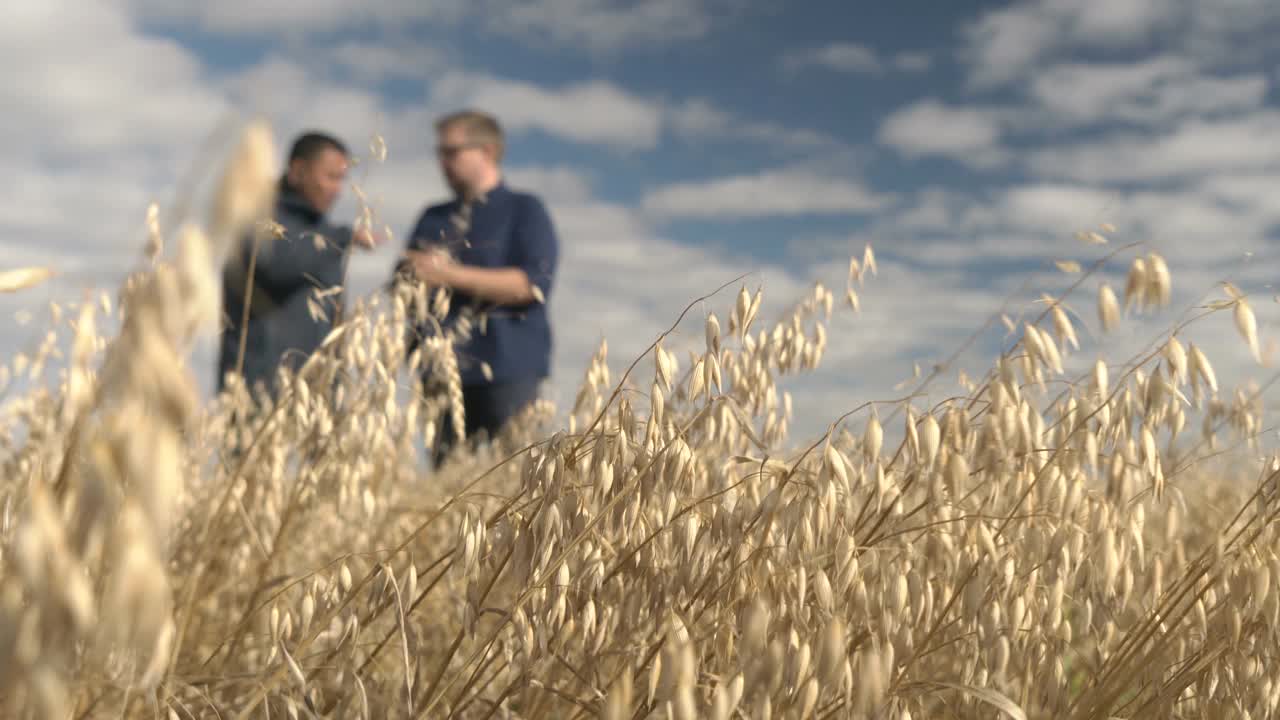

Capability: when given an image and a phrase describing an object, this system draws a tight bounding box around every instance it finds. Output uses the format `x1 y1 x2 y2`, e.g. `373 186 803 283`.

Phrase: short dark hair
287 131 348 165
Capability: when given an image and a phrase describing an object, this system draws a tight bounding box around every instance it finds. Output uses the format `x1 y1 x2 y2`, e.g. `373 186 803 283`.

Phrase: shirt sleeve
511 195 559 304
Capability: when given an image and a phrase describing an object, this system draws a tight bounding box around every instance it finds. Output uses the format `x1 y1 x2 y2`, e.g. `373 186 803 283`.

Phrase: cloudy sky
5 0 1280 443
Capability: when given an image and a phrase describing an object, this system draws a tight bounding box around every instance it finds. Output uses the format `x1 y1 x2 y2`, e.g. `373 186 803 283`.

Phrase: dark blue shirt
404 182 559 387
219 179 353 399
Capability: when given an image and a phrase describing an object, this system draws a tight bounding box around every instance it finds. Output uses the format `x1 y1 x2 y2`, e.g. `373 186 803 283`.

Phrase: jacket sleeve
251 225 352 298
510 195 559 305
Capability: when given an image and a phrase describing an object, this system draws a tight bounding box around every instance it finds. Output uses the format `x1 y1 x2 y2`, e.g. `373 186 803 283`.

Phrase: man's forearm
445 265 536 306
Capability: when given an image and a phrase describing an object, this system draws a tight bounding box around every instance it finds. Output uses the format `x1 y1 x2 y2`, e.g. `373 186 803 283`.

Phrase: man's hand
405 247 455 285
353 227 386 250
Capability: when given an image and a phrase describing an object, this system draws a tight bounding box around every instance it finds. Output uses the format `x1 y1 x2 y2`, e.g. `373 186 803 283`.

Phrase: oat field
0 122 1277 719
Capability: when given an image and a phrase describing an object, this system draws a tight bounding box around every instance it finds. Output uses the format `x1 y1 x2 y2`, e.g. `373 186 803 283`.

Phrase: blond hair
436 110 505 162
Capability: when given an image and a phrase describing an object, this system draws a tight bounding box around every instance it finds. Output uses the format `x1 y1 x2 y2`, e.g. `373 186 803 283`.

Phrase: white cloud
0 0 235 273
1199 173 1280 221
1178 0 1280 68
1027 57 1269 128
993 185 1120 234
784 43 881 74
641 169 892 219
781 43 932 75
0 170 158 264
886 189 965 233
227 58 388 141
545 198 802 390
125 0 743 54
894 52 933 72
328 42 446 83
665 99 740 138
877 100 1005 166
504 166 596 204
1027 112 1280 184
961 0 1280 89
884 4 1275 180
960 1 1063 88
480 0 733 53
1057 0 1170 42
121 3 836 160
666 99 846 151
428 72 664 150
2 2 227 162
864 175 1280 288
122 0 467 34
887 0 1277 211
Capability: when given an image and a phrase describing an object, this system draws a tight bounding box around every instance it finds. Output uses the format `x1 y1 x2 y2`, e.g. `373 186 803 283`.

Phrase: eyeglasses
436 142 483 158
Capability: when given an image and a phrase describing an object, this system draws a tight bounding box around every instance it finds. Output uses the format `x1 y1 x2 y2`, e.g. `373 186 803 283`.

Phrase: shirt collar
461 179 510 205
277 177 323 222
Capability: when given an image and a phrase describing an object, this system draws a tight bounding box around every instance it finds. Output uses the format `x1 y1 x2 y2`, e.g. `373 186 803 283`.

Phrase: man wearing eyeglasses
394 110 560 462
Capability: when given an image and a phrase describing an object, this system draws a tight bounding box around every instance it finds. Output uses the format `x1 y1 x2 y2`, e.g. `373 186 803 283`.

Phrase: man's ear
286 157 306 185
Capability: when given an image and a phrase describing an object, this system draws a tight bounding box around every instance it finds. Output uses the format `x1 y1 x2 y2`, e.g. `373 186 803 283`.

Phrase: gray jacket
217 179 352 400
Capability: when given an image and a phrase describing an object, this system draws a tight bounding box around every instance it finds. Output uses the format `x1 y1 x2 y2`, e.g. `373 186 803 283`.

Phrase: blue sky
5 0 1280 441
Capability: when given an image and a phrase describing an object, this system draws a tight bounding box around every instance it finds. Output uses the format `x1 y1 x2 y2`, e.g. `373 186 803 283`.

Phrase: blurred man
219 131 381 401
395 110 559 458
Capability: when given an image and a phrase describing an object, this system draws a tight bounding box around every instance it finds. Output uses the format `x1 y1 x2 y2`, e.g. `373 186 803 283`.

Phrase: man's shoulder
274 203 339 235
409 202 457 235
499 187 551 220
266 205 319 245
502 186 546 205
273 202 313 229
417 200 457 217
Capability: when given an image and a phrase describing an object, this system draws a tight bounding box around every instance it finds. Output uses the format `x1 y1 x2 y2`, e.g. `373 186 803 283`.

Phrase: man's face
289 147 349 215
437 124 494 196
